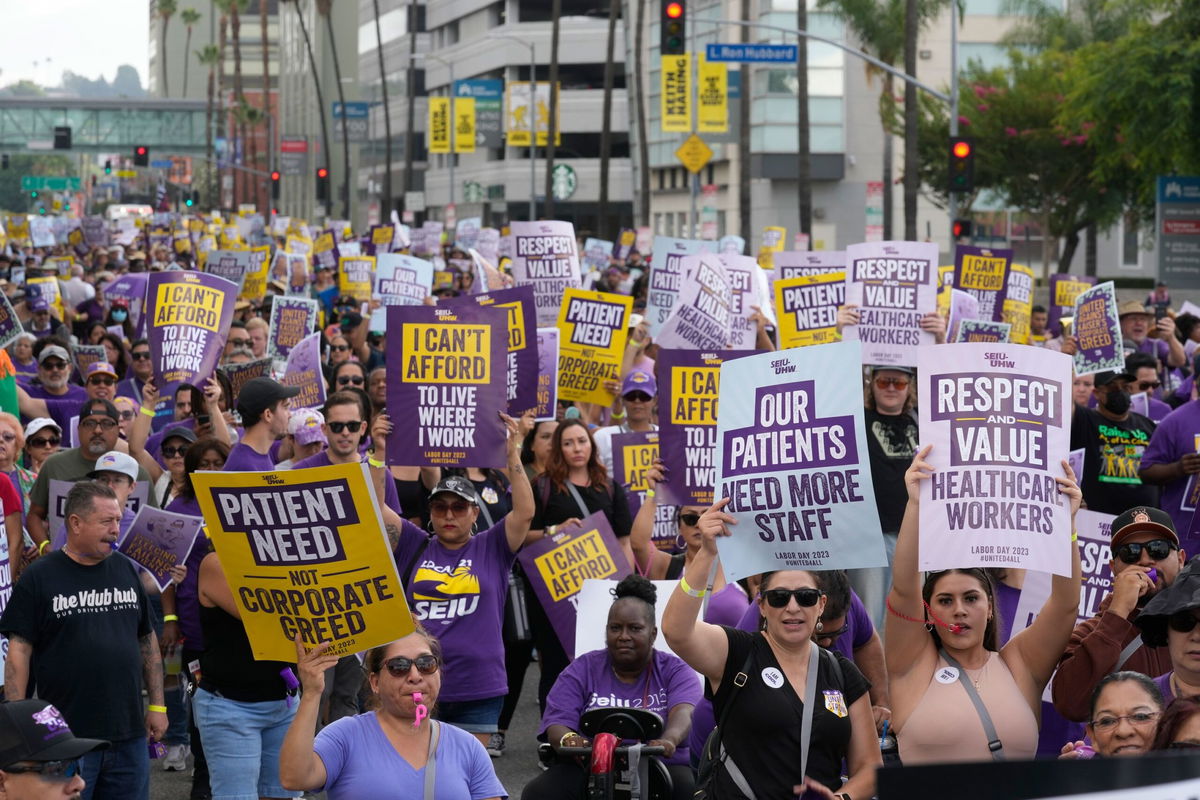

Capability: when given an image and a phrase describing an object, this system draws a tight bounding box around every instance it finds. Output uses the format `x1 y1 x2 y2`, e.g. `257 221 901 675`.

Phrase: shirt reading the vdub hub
1071 406 1159 515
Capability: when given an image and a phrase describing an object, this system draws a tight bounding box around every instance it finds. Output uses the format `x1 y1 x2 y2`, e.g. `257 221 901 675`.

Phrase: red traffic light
271 171 281 181
136 146 147 156
316 167 329 178
665 1 683 17
952 140 972 159
952 219 972 238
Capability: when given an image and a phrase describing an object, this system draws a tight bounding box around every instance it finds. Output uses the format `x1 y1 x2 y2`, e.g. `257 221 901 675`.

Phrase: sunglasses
815 622 850 642
1114 539 1177 564
3 759 81 781
228 338 252 348
330 344 350 352
874 377 909 390
79 418 117 431
327 420 364 434
1137 381 1161 391
119 410 135 421
761 587 823 608
431 500 473 515
1168 611 1200 634
624 392 653 403
28 436 59 448
131 351 152 361
678 512 701 527
41 360 68 371
162 445 189 458
337 375 365 386
87 377 116 386
384 654 440 677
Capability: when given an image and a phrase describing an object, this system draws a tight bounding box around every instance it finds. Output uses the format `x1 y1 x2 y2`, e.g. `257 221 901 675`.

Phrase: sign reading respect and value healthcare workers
509 220 582 327
842 240 937 367
554 288 632 406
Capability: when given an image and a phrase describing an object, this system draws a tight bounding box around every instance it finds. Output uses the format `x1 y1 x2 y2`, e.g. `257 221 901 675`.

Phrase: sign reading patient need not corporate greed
1072 281 1124 376
917 343 1074 576
554 288 633 406
145 271 237 401
713 341 887 581
841 240 937 367
509 220 582 327
515 511 632 658
193 462 414 661
773 271 845 349
442 285 539 415
385 303 508 469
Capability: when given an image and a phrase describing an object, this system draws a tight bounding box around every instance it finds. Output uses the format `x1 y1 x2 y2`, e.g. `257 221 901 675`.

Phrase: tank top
199 604 293 702
897 650 1038 764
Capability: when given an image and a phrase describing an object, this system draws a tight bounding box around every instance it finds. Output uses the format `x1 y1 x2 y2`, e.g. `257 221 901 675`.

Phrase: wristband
367 457 385 468
140 406 156 418
547 525 557 537
646 489 656 499
559 731 579 748
680 576 708 598
37 540 48 555
611 410 626 420
147 705 167 713
1071 530 1078 542
163 614 179 623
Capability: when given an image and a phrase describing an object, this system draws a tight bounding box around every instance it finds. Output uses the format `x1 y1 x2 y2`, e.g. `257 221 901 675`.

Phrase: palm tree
197 44 221 205
372 0 393 216
235 102 265 210
402 0 417 200
543 0 562 219
180 8 201 96
283 0 333 213
157 0 178 96
316 0 352 218
216 2 229 207
229 0 250 205
632 0 650 226
598 0 621 237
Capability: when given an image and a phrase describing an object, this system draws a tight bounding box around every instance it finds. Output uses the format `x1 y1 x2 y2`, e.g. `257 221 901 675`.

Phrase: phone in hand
1156 306 1167 321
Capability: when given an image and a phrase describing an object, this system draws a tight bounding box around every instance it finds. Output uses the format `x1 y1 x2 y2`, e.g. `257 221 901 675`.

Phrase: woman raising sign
885 446 1082 763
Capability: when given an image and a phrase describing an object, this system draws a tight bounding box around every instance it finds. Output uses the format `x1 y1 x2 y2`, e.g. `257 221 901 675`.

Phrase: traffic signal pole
948 0 959 236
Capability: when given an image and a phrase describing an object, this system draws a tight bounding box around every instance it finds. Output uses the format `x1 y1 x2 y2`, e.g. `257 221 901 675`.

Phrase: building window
1122 211 1140 267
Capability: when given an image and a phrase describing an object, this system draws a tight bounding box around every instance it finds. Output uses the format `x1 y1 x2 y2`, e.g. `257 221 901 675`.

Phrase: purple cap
621 369 657 398
28 296 49 313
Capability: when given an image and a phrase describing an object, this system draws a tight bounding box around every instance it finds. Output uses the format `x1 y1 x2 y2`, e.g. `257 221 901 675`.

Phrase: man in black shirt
1071 369 1159 514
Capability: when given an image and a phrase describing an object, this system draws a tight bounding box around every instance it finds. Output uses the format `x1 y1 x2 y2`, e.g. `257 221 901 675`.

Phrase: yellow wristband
547 525 557 537
680 575 708 598
147 705 167 713
140 406 156 418
368 457 385 468
646 489 656 499
1071 530 1078 542
37 540 48 554
163 614 179 622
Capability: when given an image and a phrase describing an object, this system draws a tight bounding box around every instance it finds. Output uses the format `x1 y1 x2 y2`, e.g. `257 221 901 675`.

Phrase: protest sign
338 255 376 301
581 238 614 273
81 217 108 247
946 288 980 343
772 251 845 282
72 345 106 382
1072 281 1124 376
0 293 23 351
192 462 414 659
26 277 63 321
312 231 338 270
116 506 203 592
476 228 500 263
203 250 253 293
656 254 732 351
773 272 844 349
918 343 1074 576
510 221 582 326
954 245 1013 322
515 512 631 657
842 240 937 367
535 327 559 421
720 254 767 350
219 359 273 408
442 285 538 415
611 431 680 554
1001 263 1034 344
718 235 745 256
280 332 326 410
954 320 1012 343
614 228 637 260
554 289 633 405
146 272 237 401
370 253 434 331
1068 448 1085 482
645 237 707 336
756 226 786 270
50 481 150 550
239 246 271 303
370 224 396 253
267 297 319 361
1048 274 1097 338
712 341 888 581
386 304 508 469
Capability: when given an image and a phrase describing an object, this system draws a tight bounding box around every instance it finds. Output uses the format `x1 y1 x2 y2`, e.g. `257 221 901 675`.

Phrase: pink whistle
412 692 428 728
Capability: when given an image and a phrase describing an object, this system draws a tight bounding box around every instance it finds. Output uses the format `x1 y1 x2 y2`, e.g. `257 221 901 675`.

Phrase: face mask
112 310 128 322
1103 388 1131 415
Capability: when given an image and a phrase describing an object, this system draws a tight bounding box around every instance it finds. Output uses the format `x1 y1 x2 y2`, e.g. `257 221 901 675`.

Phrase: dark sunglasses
384 654 440 677
327 420 363 433
28 436 59 448
1137 380 1161 391
131 351 152 361
119 410 135 421
41 360 68 371
624 392 653 403
228 338 252 348
337 375 364 386
1115 539 1177 564
161 445 189 458
87 377 116 386
874 377 909 390
3 759 81 781
678 512 701 527
431 500 473 515
761 587 823 608
330 344 350 352
1168 611 1200 634
816 622 850 642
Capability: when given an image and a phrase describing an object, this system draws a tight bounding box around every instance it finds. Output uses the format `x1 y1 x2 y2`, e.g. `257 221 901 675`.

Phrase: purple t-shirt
392 519 516 702
292 451 403 519
1139 400 1200 539
704 582 751 628
164 496 209 650
222 442 277 471
539 648 702 766
314 712 507 800
1156 671 1175 706
116 376 146 403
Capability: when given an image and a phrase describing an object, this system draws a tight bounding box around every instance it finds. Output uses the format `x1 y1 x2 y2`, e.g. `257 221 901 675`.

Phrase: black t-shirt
530 477 633 537
707 627 869 797
0 551 152 741
1070 406 1159 514
864 408 918 533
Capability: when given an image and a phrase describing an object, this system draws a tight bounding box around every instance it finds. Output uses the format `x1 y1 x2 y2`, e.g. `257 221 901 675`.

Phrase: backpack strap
400 534 435 590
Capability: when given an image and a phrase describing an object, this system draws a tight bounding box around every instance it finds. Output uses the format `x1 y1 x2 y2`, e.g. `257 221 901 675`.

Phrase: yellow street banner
338 254 376 301
774 271 846 348
192 462 414 661
239 246 271 303
698 55 728 134
505 82 560 147
661 54 691 133
555 288 633 405
454 97 476 154
428 97 451 154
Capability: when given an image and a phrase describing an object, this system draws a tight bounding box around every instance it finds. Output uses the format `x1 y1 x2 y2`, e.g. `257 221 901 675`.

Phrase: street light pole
488 32 538 222
415 53 457 209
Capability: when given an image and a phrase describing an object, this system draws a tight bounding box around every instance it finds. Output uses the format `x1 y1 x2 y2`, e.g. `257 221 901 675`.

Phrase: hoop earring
674 533 686 551
925 623 934 632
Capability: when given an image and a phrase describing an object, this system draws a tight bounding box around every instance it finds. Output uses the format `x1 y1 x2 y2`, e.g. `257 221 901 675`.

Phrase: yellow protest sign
428 97 451 154
371 225 395 247
454 97 476 154
240 246 271 302
774 271 846 348
338 255 376 301
27 277 63 319
937 264 955 316
7 217 30 247
286 235 313 256
44 256 74 276
192 462 414 660
555 288 633 405
1002 262 1035 344
173 231 192 255
756 226 787 270
660 54 691 133
619 434 659 494
698 56 728 134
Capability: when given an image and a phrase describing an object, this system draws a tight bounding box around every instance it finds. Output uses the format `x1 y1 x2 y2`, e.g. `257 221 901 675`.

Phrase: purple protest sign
1048 274 1097 338
656 253 732 351
510 220 582 326
842 240 937 368
773 250 845 281
946 288 981 343
386 304 508 469
645 236 708 336
954 245 1012 322
203 249 253 294
476 228 500 263
611 431 680 554
0 293 22 351
455 217 482 251
116 506 203 592
145 272 237 403
442 285 539 415
371 253 434 331
918 343 1074 576
582 238 614 272
72 345 106 383
81 217 109 248
953 319 1011 343
280 332 326 410
219 359 273 409
720 254 766 350
103 273 149 336
265 296 317 362
1073 281 1124 376
515 511 632 657
535 327 559 421
614 228 637 260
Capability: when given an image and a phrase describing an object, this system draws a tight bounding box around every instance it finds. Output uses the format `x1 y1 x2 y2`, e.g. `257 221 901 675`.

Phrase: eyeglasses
119 411 135 421
161 445 189 458
228 338 252 348
0 433 13 443
1168 611 1200 634
874 377 909 390
761 588 823 608
815 622 851 642
431 500 473 515
79 418 117 431
1090 711 1159 731
41 360 68 371
28 436 58 448
1137 381 1161 391
383 654 440 677
327 420 364 433
337 375 364 386
678 513 701 527
330 344 350 352
197 459 225 470
87 377 116 386
131 351 152 361
2 759 81 781
624 392 653 403
1114 539 1177 564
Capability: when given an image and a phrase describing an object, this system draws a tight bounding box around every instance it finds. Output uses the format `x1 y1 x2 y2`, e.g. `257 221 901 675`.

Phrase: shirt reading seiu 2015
510 220 583 326
842 241 937 367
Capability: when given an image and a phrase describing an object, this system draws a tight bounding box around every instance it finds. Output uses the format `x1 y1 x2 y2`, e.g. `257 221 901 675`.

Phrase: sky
0 0 148 88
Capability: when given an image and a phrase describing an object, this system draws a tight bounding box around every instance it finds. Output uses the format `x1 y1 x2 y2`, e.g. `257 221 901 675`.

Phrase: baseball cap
28 296 49 313
288 409 327 447
430 475 479 505
37 345 70 365
78 398 119 423
161 424 198 445
1110 506 1179 550
24 418 61 440
87 451 140 482
871 365 916 376
237 377 301 420
1093 370 1135 387
86 362 118 380
621 370 657 398
0 700 107 768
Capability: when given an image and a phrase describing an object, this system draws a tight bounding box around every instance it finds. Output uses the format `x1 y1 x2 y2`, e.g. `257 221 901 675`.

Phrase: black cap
1135 557 1200 647
78 397 119 423
236 377 301 420
430 476 479 505
161 424 198 445
870 365 915 376
1111 506 1179 550
1093 370 1135 387
0 700 108 767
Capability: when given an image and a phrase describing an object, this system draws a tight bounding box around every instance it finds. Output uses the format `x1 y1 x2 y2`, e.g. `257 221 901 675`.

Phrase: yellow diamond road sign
675 134 713 174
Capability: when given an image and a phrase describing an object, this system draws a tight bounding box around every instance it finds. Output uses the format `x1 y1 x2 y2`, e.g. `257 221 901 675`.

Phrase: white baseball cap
23 418 61 440
87 451 139 482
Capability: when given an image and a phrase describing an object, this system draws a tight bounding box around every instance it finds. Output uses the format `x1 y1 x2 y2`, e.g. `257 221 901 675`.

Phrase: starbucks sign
551 164 577 201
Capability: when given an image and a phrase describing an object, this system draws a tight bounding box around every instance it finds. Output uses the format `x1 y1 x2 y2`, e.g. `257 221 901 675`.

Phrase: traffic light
185 194 194 207
38 207 46 216
191 189 200 207
29 190 38 200
952 218 973 239
104 159 112 175
134 145 150 167
316 167 330 204
948 137 975 193
660 0 686 56
54 126 72 150
271 170 281 201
